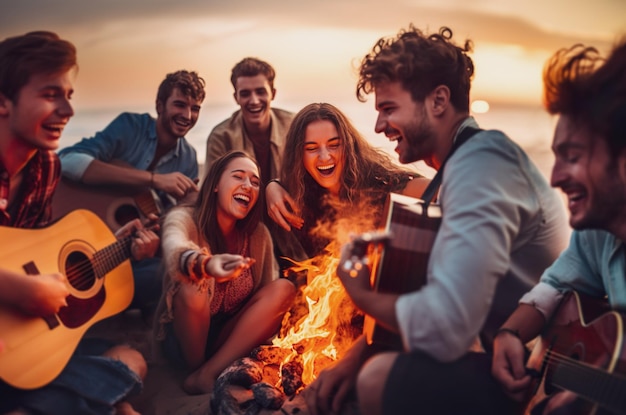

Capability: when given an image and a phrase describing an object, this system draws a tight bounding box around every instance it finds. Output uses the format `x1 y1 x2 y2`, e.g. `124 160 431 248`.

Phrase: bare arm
491 303 546 401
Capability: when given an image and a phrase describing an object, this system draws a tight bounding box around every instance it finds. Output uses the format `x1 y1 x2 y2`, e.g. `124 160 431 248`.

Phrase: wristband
267 178 285 188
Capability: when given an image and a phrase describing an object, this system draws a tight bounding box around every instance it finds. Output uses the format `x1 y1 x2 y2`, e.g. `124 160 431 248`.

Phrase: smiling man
205 57 294 185
58 69 205 315
305 25 570 415
492 40 626 414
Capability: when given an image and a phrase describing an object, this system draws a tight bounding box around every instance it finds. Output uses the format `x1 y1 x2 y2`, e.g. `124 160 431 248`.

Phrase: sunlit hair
156 70 206 105
230 57 276 91
0 31 77 102
280 102 417 210
193 151 263 253
357 25 474 112
543 39 626 154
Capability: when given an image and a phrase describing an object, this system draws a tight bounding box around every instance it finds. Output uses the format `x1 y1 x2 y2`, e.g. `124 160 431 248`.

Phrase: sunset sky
1 0 625 167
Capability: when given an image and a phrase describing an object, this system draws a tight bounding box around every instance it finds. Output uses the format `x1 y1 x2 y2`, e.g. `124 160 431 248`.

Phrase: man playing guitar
0 31 158 414
492 39 626 414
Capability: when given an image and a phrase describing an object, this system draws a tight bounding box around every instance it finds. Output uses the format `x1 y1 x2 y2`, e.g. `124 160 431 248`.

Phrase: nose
250 92 260 104
319 145 332 161
550 162 565 189
374 113 385 134
241 176 252 188
59 98 74 118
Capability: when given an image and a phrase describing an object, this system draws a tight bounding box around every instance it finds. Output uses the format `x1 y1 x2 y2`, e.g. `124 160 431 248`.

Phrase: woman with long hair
267 102 429 260
154 151 296 394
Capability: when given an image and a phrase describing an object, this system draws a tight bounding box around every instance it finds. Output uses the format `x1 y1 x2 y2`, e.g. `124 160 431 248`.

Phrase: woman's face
215 157 261 223
302 119 344 195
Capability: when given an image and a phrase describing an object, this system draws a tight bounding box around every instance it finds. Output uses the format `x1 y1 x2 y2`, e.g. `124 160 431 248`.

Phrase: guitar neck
550 354 626 413
92 237 132 278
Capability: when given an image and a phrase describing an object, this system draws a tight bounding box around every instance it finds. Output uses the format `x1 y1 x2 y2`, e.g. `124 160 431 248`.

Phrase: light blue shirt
58 112 198 182
521 229 626 319
395 117 570 361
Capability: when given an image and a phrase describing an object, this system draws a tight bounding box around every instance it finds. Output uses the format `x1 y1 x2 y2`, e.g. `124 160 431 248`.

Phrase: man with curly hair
492 39 626 414
306 25 569 415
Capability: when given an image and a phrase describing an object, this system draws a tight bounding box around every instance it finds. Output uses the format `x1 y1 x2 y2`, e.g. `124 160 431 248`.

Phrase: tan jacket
204 108 294 179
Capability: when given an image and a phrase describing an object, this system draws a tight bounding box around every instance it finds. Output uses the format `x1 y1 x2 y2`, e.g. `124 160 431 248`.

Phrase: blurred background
2 0 625 178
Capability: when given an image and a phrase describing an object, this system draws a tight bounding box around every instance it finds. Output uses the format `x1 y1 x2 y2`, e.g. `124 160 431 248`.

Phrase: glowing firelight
271 242 362 387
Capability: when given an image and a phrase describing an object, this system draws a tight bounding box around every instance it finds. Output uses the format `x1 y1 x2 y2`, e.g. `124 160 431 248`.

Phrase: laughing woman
154 151 296 395
267 102 429 261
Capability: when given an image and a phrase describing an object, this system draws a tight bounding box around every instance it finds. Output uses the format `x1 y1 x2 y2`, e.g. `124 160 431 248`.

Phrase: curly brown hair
543 39 626 155
357 25 474 112
156 70 206 106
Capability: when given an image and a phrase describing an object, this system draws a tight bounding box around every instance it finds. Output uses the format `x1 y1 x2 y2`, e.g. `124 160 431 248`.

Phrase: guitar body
51 176 164 232
0 210 134 389
525 291 626 415
363 193 441 350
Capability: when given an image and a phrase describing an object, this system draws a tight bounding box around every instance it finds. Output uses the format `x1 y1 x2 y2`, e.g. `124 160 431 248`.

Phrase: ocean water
59 100 557 180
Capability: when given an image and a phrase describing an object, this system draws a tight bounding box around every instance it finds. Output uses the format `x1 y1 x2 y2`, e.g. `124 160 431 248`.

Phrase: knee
356 353 396 414
104 344 148 380
273 278 296 310
175 283 210 314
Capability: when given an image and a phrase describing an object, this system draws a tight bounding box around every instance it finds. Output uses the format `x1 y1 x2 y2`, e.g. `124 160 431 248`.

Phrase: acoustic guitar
0 209 137 389
361 192 442 350
525 291 626 415
51 176 171 232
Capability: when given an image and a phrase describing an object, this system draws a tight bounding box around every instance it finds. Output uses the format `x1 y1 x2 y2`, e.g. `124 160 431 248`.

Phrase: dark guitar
361 192 442 350
525 291 626 415
0 210 139 389
51 176 172 232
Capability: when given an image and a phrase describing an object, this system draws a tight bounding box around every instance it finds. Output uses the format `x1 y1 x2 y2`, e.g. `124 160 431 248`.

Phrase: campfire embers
211 239 368 414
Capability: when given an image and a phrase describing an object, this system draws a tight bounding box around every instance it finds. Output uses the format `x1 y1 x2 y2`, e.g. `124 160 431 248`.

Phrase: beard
399 108 435 164
572 165 626 231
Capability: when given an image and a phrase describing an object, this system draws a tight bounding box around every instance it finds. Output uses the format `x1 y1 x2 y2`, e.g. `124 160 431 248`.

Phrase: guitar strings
540 348 626 409
60 237 132 289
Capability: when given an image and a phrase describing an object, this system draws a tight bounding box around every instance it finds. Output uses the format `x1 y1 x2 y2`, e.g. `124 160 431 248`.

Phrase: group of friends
0 22 625 415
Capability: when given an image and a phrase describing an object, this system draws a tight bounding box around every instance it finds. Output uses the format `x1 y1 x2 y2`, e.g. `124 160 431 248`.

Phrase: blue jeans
0 338 142 415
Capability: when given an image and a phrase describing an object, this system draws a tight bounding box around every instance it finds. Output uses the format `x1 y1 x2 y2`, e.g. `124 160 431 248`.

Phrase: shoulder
209 111 242 136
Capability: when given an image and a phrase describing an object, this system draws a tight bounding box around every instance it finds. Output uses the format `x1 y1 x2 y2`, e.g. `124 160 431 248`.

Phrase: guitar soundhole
114 204 140 227
65 251 95 291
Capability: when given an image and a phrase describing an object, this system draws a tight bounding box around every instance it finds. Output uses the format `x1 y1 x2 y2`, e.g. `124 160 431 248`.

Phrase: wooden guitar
0 209 136 389
361 192 442 350
51 176 172 232
524 291 626 415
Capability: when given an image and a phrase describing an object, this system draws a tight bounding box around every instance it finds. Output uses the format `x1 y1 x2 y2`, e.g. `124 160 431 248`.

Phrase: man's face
373 81 436 165
551 114 626 231
233 74 275 130
156 87 202 139
2 70 74 151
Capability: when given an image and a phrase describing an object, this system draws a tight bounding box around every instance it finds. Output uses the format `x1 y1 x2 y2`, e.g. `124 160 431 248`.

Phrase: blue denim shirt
58 112 198 182
521 229 626 318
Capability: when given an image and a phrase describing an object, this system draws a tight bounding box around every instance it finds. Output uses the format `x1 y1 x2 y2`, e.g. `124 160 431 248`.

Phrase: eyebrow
230 168 260 180
304 136 340 145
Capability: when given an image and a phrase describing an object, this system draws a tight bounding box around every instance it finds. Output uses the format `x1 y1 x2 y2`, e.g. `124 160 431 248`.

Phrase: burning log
251 382 285 409
281 360 304 396
210 357 264 414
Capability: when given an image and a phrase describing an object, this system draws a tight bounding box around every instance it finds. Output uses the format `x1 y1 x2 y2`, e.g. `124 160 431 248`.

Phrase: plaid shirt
0 150 60 229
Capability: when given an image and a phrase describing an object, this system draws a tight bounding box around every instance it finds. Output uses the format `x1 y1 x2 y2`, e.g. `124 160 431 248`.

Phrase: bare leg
172 282 212 369
356 352 398 415
183 278 296 394
103 344 148 415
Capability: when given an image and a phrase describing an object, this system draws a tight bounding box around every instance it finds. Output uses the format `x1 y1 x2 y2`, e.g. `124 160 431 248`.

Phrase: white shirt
395 117 569 361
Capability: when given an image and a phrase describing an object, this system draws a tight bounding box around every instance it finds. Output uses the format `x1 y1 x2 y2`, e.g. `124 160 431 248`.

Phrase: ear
429 85 450 116
156 99 163 115
0 92 11 116
270 88 277 100
233 91 238 103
